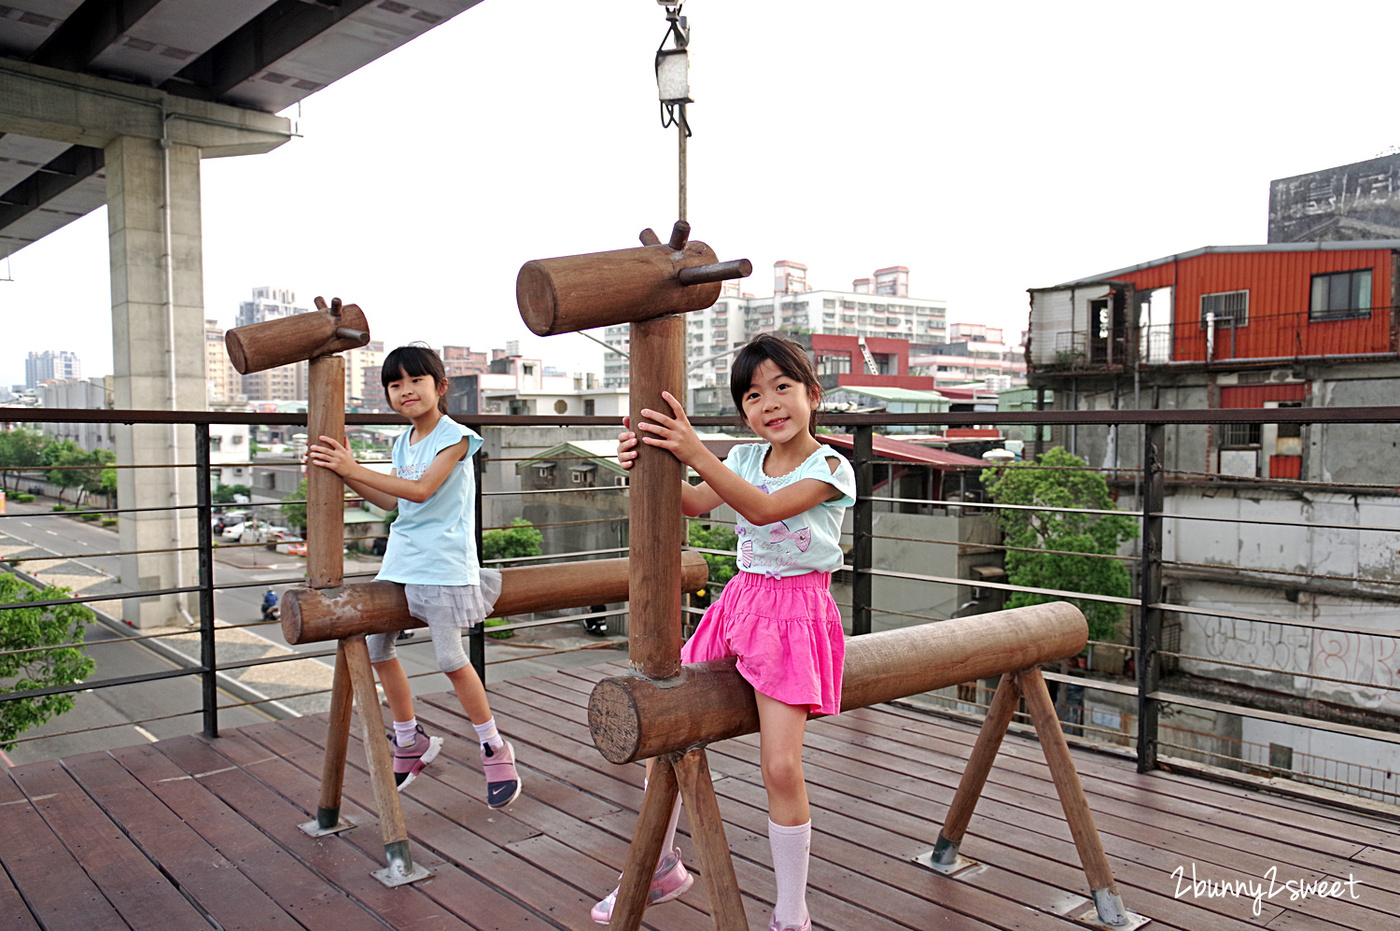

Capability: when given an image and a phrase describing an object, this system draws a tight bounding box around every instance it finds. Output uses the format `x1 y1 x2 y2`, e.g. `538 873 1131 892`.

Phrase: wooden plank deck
3 659 1398 931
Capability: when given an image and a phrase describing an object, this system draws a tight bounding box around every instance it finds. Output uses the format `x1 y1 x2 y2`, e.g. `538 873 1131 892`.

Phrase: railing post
194 423 218 739
852 424 874 637
1137 422 1165 772
470 442 486 683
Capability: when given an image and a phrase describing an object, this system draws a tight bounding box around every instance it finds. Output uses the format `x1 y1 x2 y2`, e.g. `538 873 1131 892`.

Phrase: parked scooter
261 588 280 623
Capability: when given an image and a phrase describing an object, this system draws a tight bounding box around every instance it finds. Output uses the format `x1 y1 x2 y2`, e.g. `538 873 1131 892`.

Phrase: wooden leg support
675 748 746 931
300 640 356 837
343 635 431 887
918 672 1021 875
1018 667 1145 929
610 756 680 931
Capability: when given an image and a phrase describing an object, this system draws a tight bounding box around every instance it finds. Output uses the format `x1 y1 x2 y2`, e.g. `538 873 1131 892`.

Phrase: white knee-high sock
643 778 685 872
768 819 811 927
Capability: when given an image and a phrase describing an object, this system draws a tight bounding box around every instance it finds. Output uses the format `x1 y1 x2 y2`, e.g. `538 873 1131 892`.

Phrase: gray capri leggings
367 620 469 674
367 583 486 674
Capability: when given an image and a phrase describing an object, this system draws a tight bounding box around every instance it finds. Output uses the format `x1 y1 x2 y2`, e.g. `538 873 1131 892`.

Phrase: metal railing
2 405 1398 813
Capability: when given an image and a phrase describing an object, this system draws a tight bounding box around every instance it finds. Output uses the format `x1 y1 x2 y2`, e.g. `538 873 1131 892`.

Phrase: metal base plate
1073 904 1151 930
299 816 356 838
913 849 982 877
372 861 433 888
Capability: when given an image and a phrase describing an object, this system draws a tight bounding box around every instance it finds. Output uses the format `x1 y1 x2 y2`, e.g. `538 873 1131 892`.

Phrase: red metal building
1028 242 1400 371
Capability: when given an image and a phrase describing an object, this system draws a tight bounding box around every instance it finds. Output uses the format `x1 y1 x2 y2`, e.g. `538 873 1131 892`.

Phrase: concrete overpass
0 1 484 626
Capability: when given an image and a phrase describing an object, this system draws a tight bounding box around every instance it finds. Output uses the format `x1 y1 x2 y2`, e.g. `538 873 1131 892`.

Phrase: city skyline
1 1 1397 388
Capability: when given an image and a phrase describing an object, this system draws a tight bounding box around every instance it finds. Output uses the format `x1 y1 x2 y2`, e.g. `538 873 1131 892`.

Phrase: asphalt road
1 495 628 767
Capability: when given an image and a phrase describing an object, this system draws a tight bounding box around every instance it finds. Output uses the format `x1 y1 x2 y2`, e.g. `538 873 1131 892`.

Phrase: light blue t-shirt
726 443 856 578
377 415 484 586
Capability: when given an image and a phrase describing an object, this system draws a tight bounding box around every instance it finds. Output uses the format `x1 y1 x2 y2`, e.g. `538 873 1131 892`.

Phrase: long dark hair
729 333 822 435
382 343 448 414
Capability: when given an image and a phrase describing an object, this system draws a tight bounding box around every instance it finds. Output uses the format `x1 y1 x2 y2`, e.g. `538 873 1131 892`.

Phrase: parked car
221 518 268 543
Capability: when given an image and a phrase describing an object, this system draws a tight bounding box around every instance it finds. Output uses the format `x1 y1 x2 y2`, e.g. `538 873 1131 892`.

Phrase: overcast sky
3 0 1397 388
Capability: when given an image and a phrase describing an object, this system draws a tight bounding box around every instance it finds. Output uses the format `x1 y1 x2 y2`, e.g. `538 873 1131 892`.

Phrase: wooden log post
513 230 750 683
345 635 431 887
226 298 428 884
923 672 1022 872
306 351 345 589
1018 666 1134 927
627 314 686 678
300 639 355 837
517 227 753 931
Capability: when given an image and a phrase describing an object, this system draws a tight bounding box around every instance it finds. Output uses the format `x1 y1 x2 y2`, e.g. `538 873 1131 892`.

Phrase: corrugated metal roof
820 434 989 469
1039 240 1400 290
826 386 951 403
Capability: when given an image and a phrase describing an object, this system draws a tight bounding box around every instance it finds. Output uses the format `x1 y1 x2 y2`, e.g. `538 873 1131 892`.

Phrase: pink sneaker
482 740 522 809
590 847 693 924
389 726 442 791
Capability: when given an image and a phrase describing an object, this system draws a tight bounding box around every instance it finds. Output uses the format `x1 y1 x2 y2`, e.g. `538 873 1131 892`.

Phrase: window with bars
1309 269 1372 321
1218 422 1261 447
1200 290 1249 328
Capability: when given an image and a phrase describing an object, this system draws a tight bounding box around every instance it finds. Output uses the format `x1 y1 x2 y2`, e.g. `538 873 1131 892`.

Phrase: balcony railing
1043 304 1395 370
2 405 1397 814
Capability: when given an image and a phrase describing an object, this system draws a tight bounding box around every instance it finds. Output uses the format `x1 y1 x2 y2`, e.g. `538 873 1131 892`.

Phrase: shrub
101 518 117 527
14 494 34 503
0 573 96 749
484 618 514 640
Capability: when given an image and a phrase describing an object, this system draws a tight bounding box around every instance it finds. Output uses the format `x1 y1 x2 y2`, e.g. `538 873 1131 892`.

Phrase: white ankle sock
473 717 503 749
393 719 418 748
768 819 811 927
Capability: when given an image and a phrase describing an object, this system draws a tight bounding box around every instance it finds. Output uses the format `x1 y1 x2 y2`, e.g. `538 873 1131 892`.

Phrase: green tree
280 478 308 533
687 520 738 596
42 440 108 504
0 573 96 749
981 446 1138 645
482 518 543 563
97 450 118 498
0 429 46 493
213 483 251 505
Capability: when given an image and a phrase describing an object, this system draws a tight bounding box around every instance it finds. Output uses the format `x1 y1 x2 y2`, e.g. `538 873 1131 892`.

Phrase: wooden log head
225 297 371 374
516 232 749 335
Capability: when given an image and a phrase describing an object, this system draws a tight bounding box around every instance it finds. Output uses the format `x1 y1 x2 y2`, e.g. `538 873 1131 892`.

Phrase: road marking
133 726 159 743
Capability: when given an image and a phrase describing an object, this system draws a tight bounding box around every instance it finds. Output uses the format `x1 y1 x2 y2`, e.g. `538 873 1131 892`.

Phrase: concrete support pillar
107 135 205 628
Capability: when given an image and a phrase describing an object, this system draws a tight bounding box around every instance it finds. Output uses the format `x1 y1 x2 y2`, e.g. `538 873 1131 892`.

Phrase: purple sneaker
482 740 522 809
388 726 442 791
590 847 693 924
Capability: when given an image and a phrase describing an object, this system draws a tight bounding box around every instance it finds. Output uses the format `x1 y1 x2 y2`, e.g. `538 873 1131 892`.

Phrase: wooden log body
588 601 1088 764
281 553 708 645
225 304 370 374
516 242 722 335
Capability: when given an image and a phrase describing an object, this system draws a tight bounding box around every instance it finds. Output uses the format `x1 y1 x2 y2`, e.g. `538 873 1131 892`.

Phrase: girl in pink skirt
593 333 855 931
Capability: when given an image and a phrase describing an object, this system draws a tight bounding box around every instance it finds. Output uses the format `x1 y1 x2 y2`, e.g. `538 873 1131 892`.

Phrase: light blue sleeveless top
377 415 483 586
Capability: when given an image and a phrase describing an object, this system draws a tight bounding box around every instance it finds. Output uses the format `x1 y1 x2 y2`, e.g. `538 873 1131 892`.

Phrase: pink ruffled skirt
681 571 845 716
